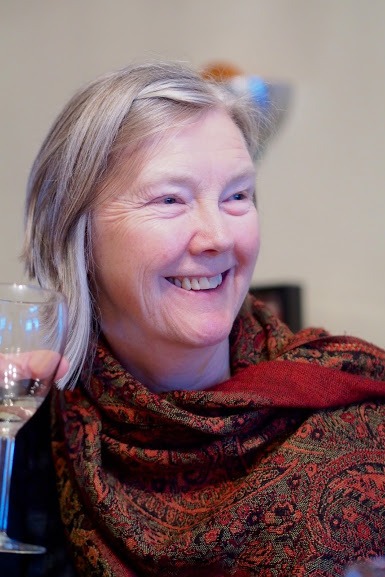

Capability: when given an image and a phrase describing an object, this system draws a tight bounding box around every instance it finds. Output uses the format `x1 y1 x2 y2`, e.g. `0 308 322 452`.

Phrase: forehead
124 109 255 187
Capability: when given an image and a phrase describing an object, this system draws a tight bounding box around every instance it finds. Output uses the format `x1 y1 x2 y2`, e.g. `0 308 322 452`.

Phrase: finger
0 351 69 382
28 350 68 380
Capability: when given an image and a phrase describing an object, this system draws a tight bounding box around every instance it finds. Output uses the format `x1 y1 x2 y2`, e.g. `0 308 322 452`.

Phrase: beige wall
1 0 384 347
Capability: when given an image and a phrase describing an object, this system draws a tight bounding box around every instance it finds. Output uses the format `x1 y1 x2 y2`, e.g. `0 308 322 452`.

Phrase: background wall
1 0 384 346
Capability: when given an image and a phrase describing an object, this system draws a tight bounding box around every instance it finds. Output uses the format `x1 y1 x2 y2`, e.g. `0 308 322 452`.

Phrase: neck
101 332 231 393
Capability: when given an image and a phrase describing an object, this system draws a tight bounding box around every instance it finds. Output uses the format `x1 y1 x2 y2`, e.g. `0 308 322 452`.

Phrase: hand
0 350 69 383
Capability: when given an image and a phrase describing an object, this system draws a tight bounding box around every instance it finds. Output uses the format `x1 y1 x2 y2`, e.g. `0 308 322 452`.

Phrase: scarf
51 297 385 577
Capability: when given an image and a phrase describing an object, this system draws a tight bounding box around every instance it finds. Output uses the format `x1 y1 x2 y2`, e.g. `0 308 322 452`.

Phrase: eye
150 194 187 216
226 190 253 203
149 195 180 206
231 192 248 201
163 196 178 204
153 195 184 205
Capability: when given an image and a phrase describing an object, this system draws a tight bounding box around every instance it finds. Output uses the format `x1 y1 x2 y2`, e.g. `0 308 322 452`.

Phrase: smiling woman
6 60 385 577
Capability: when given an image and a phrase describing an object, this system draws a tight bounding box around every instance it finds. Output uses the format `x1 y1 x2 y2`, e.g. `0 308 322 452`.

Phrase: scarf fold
51 297 385 577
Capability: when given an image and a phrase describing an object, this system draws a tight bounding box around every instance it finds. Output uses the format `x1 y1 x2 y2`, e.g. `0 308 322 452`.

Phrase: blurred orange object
201 62 243 82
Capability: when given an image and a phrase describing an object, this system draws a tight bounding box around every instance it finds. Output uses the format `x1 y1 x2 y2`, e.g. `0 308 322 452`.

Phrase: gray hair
22 60 263 388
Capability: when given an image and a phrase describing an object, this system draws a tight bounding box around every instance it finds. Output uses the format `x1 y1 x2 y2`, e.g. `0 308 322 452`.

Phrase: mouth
166 271 227 291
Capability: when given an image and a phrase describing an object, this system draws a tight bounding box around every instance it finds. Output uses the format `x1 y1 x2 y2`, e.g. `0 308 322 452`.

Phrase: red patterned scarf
51 298 385 576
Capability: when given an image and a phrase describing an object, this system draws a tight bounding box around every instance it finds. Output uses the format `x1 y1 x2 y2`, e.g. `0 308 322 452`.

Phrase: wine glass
0 283 67 554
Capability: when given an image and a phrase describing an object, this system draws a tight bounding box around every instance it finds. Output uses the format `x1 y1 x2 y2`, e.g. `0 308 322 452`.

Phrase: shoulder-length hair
22 61 264 388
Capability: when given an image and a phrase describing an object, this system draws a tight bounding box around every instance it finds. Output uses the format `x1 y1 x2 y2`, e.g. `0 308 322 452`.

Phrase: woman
5 61 385 577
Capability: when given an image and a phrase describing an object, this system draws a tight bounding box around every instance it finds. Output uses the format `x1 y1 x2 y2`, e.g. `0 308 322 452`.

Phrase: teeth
167 273 223 291
198 277 210 290
190 279 200 290
182 278 191 290
208 274 222 289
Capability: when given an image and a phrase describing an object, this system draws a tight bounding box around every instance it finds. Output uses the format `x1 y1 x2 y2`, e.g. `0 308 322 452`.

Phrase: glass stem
0 436 15 533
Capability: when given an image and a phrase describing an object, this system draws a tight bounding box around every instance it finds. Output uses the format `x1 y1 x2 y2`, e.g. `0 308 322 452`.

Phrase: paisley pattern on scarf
51 297 385 577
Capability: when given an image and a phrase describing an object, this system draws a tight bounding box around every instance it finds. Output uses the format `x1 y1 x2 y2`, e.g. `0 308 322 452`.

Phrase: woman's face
92 108 260 353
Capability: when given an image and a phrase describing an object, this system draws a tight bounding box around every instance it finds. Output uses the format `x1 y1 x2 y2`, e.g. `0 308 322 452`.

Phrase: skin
92 108 260 392
0 351 69 384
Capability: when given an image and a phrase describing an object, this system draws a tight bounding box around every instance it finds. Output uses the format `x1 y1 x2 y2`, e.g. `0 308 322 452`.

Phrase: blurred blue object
229 75 270 109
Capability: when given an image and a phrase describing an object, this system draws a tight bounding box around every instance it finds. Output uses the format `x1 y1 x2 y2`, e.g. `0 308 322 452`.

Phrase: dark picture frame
249 284 303 332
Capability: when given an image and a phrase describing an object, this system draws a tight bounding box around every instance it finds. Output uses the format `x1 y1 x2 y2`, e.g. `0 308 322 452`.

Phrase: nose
189 204 234 255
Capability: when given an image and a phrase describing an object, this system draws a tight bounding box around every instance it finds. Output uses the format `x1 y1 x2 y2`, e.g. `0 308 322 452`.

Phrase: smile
166 273 223 291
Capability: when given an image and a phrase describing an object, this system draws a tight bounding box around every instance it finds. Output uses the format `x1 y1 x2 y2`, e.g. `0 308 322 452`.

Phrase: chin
183 319 234 348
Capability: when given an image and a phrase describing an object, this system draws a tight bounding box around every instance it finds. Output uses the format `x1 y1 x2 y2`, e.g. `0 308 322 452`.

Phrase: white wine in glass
0 283 67 554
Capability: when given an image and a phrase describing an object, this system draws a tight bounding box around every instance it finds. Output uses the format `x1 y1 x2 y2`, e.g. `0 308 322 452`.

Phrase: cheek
237 213 260 264
91 224 135 296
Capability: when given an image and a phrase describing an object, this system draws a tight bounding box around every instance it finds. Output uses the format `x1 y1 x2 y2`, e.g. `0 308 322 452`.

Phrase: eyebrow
142 167 257 189
226 168 257 185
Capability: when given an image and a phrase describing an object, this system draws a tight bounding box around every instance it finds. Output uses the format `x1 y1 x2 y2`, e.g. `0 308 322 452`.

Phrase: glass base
0 532 46 554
